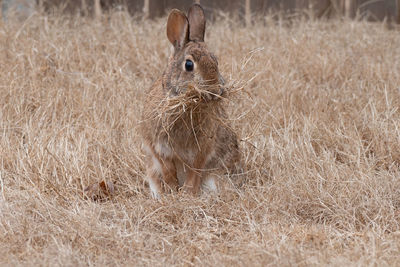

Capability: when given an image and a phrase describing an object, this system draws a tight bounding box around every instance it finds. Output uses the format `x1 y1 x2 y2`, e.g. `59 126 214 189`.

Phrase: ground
0 10 400 266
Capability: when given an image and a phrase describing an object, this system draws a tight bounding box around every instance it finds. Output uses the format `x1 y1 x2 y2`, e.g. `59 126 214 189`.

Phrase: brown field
1 10 400 266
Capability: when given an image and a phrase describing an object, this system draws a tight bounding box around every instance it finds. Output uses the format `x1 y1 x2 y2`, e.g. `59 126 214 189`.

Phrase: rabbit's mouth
170 82 225 102
201 86 225 102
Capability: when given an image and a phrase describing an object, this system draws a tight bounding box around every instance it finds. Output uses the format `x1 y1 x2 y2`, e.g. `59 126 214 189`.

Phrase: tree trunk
245 0 251 27
81 0 87 16
94 0 101 19
143 0 149 18
344 0 354 18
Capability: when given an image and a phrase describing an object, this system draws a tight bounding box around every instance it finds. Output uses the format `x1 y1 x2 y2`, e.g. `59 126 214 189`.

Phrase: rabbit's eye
185 60 194 72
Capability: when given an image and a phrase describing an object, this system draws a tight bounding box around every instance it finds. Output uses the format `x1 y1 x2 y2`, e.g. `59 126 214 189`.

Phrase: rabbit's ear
167 9 189 50
187 4 205 42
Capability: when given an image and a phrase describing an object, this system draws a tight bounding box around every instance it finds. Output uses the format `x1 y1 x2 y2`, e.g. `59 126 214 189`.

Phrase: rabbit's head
162 4 224 99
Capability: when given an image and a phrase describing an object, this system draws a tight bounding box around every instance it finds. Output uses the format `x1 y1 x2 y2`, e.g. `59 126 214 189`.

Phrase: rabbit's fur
140 4 241 198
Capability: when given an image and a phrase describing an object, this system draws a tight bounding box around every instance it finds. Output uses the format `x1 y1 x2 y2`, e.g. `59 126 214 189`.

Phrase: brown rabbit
140 4 241 198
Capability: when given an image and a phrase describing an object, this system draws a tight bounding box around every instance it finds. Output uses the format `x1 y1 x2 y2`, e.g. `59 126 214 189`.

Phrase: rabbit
140 4 241 198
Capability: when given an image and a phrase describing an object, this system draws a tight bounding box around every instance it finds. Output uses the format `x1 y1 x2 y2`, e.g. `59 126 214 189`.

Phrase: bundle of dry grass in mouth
149 82 231 133
150 80 247 131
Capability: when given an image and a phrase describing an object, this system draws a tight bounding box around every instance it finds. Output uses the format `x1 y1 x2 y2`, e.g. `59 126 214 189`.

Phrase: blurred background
1 0 399 24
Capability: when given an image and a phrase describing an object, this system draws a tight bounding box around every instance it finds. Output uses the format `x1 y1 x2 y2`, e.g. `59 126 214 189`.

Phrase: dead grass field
1 9 400 266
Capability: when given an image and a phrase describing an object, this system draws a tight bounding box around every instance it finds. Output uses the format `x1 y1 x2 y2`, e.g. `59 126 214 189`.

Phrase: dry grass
1 9 400 266
146 82 229 136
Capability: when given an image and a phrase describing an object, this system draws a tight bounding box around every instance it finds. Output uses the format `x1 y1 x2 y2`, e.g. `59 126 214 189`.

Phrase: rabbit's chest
153 107 220 162
155 125 216 162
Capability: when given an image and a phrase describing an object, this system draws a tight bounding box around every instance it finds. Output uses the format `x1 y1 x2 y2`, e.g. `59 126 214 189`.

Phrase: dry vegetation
1 9 400 266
